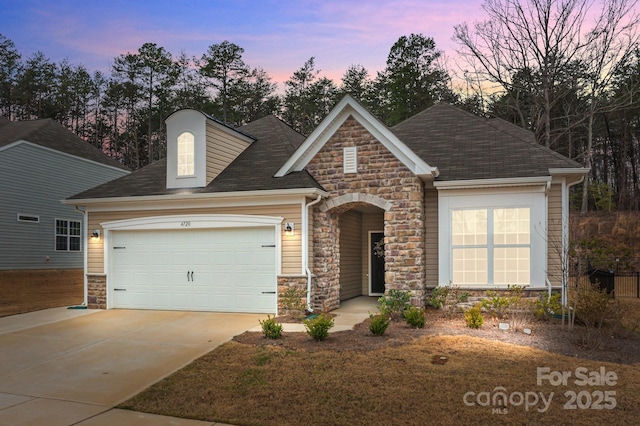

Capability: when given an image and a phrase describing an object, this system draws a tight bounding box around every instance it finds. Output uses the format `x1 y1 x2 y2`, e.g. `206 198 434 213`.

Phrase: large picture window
177 131 194 176
451 207 530 285
56 219 81 252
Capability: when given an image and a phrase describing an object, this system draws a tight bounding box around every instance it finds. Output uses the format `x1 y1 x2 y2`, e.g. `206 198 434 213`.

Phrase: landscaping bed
120 302 640 426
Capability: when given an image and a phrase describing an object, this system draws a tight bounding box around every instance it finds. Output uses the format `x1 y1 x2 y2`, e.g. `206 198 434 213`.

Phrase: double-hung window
56 219 81 252
451 207 531 285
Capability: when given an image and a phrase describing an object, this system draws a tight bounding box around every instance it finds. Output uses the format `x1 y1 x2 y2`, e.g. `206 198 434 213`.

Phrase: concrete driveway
0 307 264 425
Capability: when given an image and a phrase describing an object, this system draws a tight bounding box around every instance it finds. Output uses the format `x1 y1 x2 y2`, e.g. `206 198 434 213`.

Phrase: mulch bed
234 308 640 365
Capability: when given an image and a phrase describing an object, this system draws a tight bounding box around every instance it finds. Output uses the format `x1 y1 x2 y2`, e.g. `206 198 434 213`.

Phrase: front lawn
120 310 640 426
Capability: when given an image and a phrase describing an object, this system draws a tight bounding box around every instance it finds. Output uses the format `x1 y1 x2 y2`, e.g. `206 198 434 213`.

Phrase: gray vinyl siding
0 143 128 270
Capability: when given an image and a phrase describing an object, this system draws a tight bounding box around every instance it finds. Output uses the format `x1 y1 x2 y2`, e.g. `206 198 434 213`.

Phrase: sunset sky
1 0 487 87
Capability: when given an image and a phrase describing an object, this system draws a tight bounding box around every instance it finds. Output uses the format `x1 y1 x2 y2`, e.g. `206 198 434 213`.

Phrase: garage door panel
110 227 276 313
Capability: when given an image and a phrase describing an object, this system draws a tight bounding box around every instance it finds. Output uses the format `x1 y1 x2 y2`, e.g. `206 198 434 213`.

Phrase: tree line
1 0 639 211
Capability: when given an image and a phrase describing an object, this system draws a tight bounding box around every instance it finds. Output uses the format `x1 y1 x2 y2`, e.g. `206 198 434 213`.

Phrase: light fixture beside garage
91 229 101 240
284 222 294 236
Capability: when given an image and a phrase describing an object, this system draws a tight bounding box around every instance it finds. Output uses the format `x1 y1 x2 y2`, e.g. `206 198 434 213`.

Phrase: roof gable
275 95 439 178
0 118 127 171
68 115 323 201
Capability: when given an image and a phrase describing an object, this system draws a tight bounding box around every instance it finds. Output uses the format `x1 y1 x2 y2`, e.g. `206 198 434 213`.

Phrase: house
0 117 129 288
64 96 587 314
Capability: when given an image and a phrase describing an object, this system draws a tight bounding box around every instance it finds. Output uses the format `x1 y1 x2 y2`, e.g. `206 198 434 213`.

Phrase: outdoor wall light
284 222 294 236
91 229 101 240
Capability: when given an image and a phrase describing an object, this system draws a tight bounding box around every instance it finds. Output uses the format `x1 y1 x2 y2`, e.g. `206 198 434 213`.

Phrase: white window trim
177 131 195 177
438 188 546 288
55 218 82 252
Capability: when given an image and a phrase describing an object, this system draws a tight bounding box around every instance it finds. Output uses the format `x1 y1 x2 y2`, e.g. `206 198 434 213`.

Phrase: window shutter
343 147 357 174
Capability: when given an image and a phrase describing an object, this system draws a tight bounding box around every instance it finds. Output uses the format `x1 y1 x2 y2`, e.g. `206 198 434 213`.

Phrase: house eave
434 176 551 190
62 187 328 209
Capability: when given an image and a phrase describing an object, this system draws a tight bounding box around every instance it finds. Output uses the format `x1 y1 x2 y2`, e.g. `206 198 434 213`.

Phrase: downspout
545 180 552 298
74 205 88 306
303 194 323 312
563 176 586 306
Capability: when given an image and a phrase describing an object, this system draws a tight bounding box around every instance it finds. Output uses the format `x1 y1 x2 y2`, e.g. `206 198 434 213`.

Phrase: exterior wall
425 186 439 287
87 274 107 309
206 121 251 183
361 212 384 294
306 116 426 310
0 143 127 270
339 210 362 300
277 276 307 315
87 204 303 275
547 182 563 288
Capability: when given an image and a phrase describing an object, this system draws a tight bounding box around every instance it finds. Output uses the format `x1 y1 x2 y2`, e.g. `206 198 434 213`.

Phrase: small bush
465 304 484 329
369 314 390 336
259 315 283 339
403 306 426 328
280 287 307 320
429 284 465 317
534 293 562 321
481 291 510 319
378 289 411 320
303 313 334 341
575 283 614 329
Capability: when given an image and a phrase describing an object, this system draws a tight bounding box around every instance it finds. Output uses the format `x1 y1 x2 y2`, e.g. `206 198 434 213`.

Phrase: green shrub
465 304 484 329
481 290 510 319
429 284 465 317
403 306 426 328
280 287 307 319
369 314 390 336
378 289 411 320
303 313 334 341
259 315 283 339
534 293 562 320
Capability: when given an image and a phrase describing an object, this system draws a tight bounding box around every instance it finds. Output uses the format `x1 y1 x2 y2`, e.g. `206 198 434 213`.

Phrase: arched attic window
177 131 194 176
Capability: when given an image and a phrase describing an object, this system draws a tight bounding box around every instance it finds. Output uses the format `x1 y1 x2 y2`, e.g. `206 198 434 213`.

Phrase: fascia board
62 187 328 211
434 176 551 190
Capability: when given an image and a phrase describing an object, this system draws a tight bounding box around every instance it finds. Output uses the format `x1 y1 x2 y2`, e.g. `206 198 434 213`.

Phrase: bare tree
454 0 591 149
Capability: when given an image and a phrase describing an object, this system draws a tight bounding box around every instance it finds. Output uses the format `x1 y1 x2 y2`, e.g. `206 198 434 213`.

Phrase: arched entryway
338 204 385 301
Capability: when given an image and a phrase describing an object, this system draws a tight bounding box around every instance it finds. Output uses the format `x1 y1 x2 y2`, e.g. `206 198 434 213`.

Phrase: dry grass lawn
121 321 640 425
0 270 83 317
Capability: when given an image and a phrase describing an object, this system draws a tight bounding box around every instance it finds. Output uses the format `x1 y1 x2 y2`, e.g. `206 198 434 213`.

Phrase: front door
369 232 385 295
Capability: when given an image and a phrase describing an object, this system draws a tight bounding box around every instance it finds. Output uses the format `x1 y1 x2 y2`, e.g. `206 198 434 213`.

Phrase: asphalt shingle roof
69 115 322 200
68 103 585 201
0 118 128 171
391 103 582 181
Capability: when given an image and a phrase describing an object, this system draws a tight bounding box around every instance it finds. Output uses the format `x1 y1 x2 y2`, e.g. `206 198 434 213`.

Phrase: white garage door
109 227 276 313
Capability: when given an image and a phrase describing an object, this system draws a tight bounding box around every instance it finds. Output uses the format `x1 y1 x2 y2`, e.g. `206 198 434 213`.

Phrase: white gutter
303 194 323 312
434 176 551 189
62 187 328 207
73 205 88 307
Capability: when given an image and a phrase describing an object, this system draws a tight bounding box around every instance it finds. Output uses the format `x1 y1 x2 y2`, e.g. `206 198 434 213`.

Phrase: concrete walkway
0 297 377 425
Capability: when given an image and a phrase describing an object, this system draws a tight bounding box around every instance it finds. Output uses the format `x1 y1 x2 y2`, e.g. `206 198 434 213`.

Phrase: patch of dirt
234 308 640 365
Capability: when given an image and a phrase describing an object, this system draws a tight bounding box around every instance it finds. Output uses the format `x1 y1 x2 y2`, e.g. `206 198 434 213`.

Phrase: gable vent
343 147 358 174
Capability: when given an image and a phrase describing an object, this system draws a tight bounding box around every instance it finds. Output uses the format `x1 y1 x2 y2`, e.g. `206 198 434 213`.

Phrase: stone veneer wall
87 274 106 309
306 116 426 310
277 276 308 314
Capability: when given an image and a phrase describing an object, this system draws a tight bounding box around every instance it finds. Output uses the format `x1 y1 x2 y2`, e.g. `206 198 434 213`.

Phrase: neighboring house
65 96 587 314
0 117 129 285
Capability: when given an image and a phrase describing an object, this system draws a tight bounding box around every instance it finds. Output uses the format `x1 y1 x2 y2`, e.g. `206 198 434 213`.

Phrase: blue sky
1 0 486 86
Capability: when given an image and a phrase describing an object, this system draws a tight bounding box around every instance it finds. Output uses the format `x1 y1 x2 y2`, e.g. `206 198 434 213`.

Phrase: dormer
165 109 253 189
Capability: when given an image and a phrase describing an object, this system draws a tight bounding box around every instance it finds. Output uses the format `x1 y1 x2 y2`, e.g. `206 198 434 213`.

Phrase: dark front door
370 232 385 294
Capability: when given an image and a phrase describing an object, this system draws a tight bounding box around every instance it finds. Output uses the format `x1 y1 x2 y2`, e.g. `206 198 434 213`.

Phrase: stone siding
87 274 106 309
306 116 426 310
